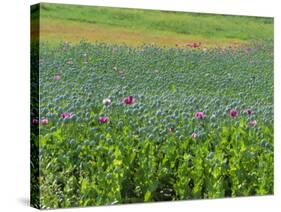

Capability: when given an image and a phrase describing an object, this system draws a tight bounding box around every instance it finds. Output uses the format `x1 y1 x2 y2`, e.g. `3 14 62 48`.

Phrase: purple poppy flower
99 116 109 123
244 108 252 115
32 118 39 125
60 112 72 119
229 109 238 118
195 112 205 119
123 96 135 105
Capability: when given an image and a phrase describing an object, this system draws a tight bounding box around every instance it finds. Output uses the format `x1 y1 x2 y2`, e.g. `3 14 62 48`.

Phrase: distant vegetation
36 3 273 47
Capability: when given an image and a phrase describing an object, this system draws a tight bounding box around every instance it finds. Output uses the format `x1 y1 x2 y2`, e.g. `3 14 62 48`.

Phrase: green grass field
35 3 273 47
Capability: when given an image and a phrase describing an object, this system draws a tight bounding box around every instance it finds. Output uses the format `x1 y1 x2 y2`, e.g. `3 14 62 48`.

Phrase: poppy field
31 39 274 208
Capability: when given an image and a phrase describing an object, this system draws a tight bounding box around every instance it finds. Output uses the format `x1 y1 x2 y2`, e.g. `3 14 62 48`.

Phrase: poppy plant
32 118 39 125
99 116 109 123
60 112 72 119
249 120 257 127
244 108 252 115
229 109 238 118
192 132 197 139
40 118 49 125
53 75 61 81
102 98 112 106
123 96 135 105
195 112 205 119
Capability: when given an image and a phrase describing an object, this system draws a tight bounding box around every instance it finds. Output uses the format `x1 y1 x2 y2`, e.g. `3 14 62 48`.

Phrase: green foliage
34 40 273 209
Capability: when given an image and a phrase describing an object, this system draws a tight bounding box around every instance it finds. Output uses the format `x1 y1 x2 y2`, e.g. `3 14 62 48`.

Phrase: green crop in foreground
32 40 273 209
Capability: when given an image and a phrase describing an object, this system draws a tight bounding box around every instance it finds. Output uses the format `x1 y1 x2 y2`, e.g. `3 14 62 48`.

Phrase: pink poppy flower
60 112 72 119
32 118 39 125
168 128 173 133
40 118 48 125
229 109 238 118
195 112 205 119
191 132 197 139
53 75 61 81
244 108 252 115
249 120 257 127
123 96 135 105
99 116 109 123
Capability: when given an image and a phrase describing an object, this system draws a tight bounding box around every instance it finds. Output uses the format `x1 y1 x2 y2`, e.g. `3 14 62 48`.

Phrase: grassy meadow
36 3 273 47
